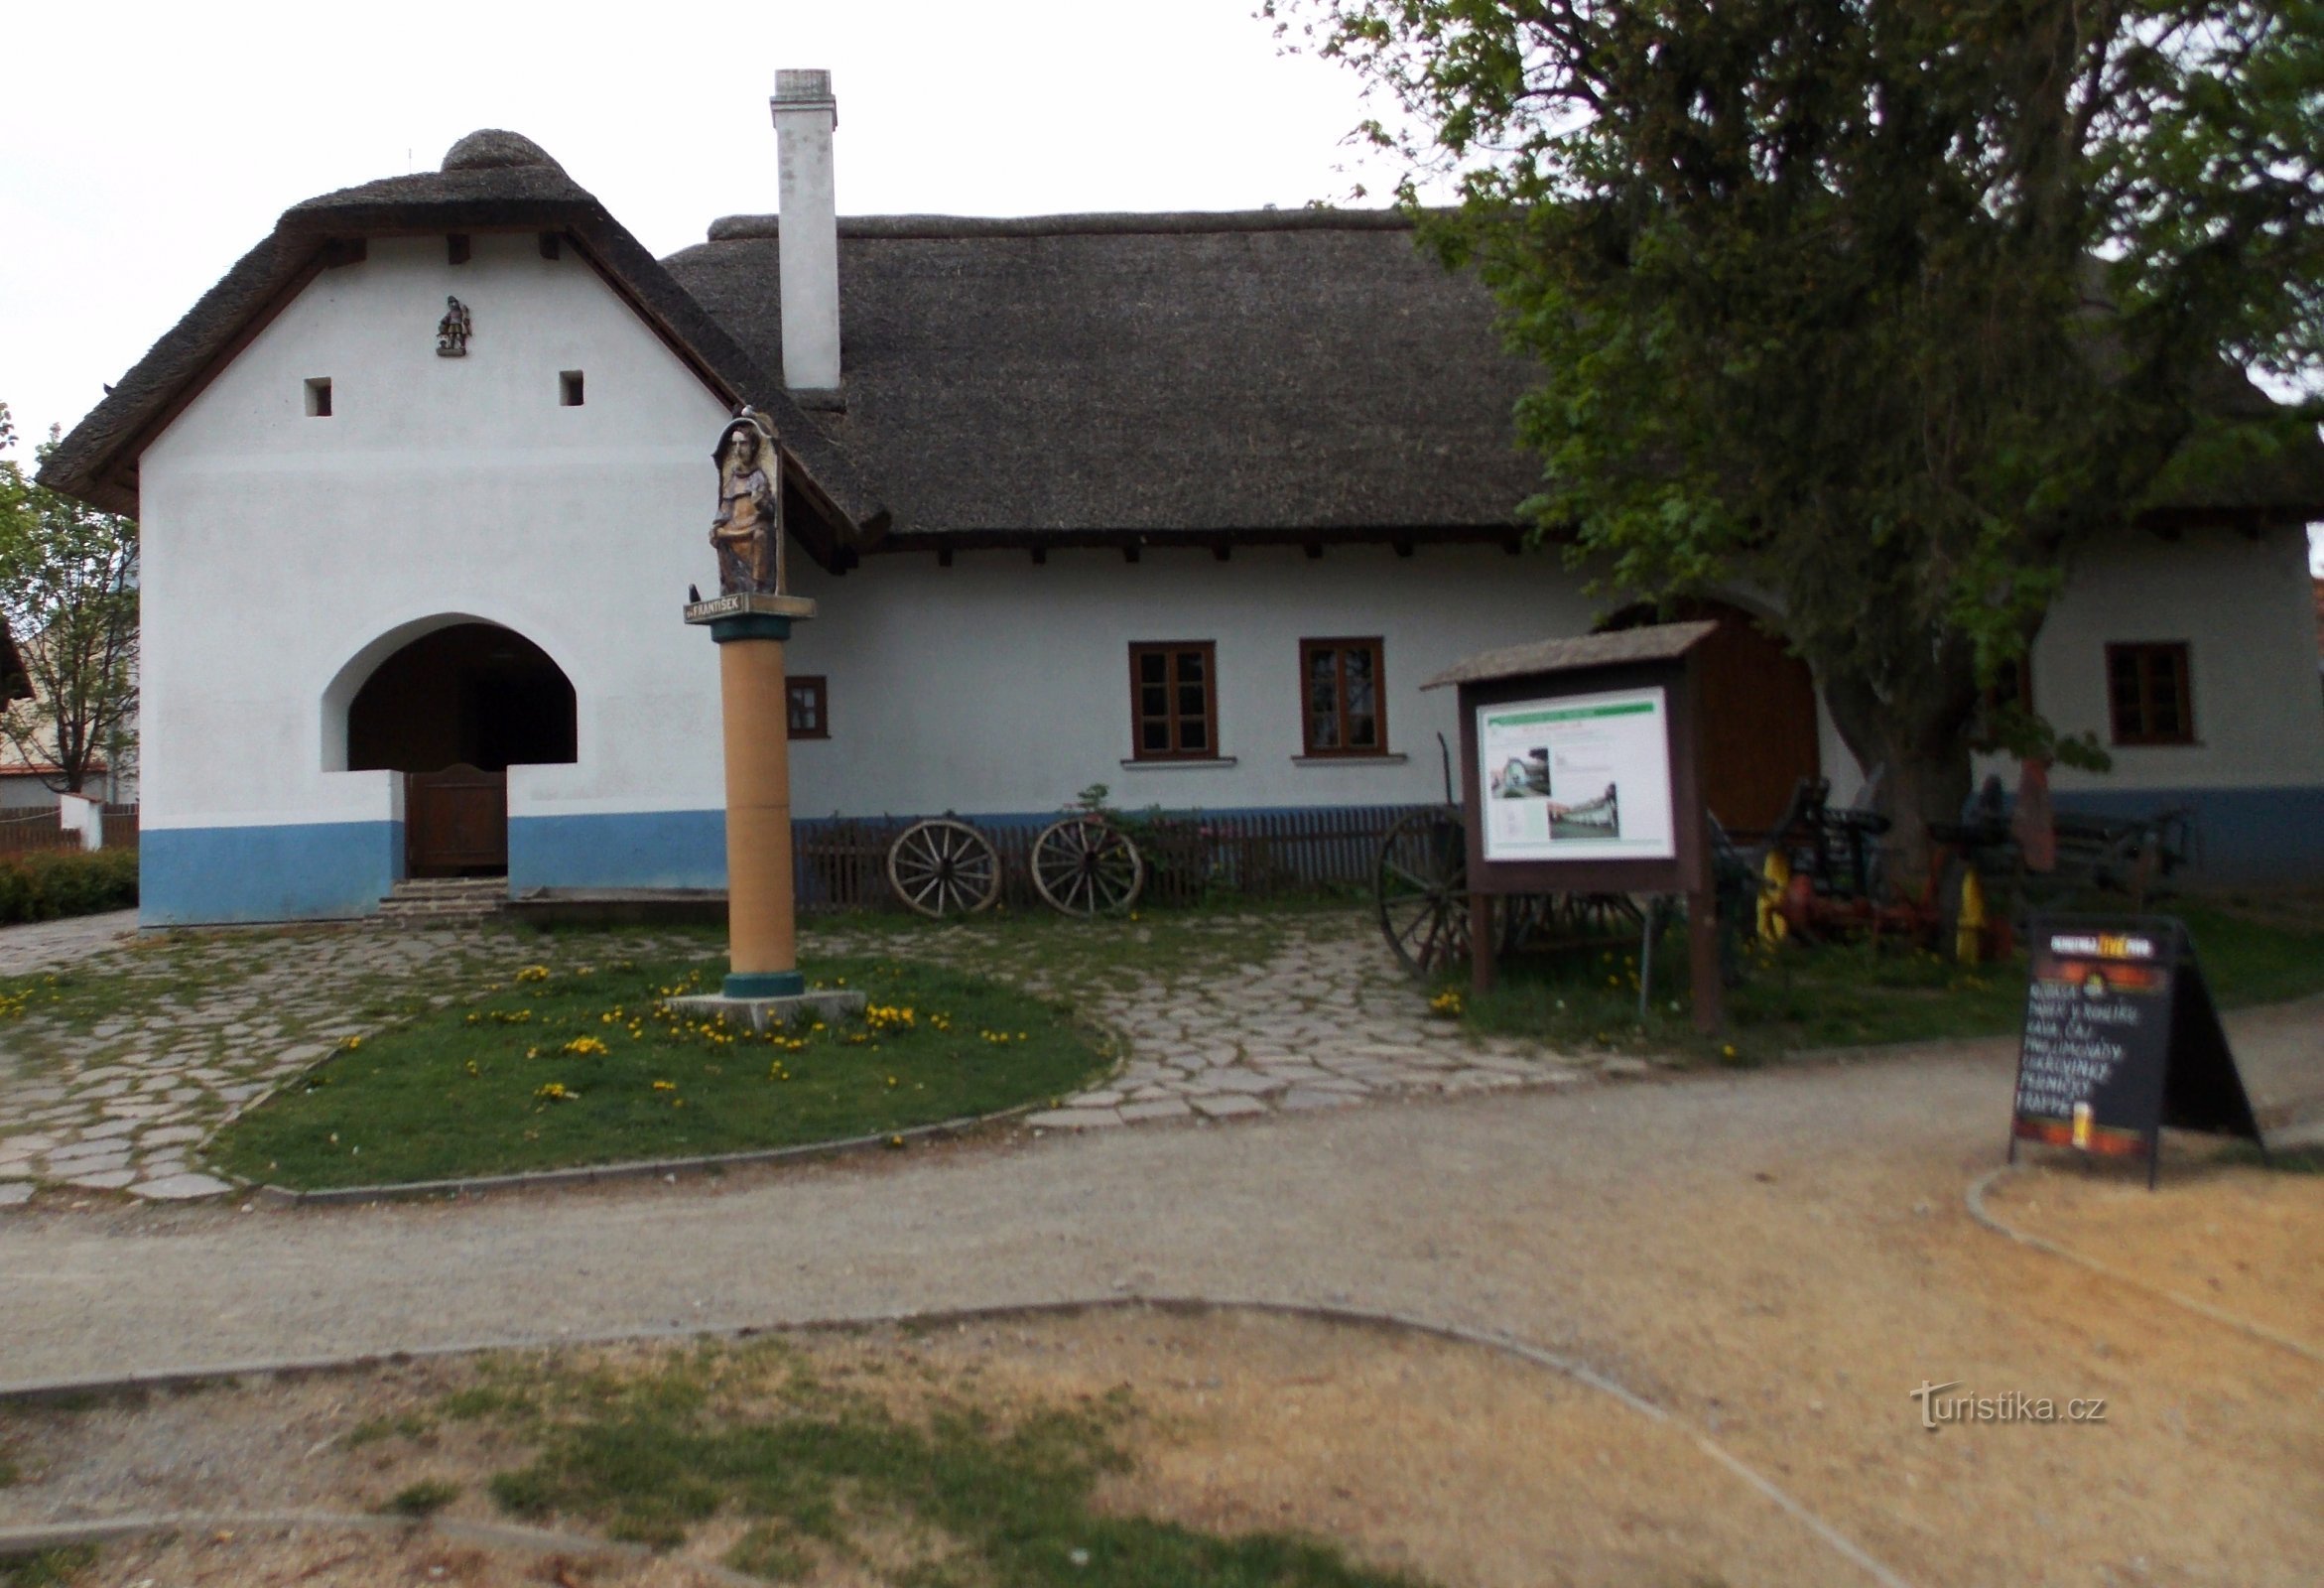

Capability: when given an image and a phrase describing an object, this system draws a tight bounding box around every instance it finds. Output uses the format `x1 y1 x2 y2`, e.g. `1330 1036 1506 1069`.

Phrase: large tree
0 403 139 798
1273 0 2323 867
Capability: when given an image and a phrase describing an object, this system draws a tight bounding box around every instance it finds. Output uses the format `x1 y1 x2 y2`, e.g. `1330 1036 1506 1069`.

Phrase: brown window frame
2106 642 2193 746
787 675 829 739
1299 636 1388 756
1127 641 1221 761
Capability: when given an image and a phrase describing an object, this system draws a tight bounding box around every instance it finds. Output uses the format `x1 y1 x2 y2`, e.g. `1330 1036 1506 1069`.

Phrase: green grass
0 1546 95 1588
207 954 1111 1189
1460 900 2324 1062
383 1478 461 1517
462 1341 1431 1586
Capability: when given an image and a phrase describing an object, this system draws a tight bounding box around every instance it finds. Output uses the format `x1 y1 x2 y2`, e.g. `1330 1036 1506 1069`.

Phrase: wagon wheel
886 818 1002 919
1495 893 1556 956
1555 892 1645 939
1374 807 1472 978
1031 817 1145 916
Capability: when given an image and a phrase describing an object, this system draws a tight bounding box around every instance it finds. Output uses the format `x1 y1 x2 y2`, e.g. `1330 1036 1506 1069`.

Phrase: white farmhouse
39 74 2324 925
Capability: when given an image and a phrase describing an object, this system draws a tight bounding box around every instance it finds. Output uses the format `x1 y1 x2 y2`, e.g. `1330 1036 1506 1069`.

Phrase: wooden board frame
1455 655 1709 898
1450 645 1721 1031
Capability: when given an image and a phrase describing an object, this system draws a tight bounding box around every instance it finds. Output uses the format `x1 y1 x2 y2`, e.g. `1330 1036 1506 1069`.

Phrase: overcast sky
1 0 1407 445
7 2 2316 572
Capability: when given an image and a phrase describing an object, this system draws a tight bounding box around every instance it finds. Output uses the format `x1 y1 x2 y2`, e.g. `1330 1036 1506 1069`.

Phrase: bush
0 848 138 924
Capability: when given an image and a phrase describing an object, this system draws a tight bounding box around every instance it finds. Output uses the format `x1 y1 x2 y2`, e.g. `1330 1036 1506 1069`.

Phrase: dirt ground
5 1193 2322 1588
2 1310 1840 1588
8 1029 2324 1586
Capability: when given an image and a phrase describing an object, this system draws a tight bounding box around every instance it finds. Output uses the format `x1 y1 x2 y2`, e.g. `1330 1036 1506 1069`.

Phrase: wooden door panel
407 764 507 876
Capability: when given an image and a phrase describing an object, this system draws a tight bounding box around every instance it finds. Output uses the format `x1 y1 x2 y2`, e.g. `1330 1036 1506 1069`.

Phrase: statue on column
710 408 784 596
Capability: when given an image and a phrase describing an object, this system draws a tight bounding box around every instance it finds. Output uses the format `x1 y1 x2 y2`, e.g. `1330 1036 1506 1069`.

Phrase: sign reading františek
1477 686 1676 863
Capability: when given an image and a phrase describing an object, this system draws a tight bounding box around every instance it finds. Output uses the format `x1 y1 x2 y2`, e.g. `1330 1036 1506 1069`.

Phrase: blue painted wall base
132 786 2324 926
141 821 402 926
508 809 727 892
2052 785 2324 886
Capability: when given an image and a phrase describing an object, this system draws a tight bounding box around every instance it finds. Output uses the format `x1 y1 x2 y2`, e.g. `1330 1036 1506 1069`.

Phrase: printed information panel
1477 687 1676 863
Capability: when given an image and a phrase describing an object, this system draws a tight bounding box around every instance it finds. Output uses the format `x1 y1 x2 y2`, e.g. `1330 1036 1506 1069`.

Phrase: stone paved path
0 921 704 1204
929 927 1598 1128
0 908 1608 1204
0 910 138 979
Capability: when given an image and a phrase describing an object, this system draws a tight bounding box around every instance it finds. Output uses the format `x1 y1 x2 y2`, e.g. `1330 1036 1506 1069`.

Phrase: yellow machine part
1757 851 1791 945
1955 867 1988 965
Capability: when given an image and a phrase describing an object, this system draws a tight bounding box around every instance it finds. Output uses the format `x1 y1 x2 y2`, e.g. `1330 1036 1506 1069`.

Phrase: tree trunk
1818 663 1977 901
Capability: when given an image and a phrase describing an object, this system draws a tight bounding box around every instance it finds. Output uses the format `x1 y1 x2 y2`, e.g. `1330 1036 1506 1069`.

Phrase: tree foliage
0 402 139 797
1272 0 2323 850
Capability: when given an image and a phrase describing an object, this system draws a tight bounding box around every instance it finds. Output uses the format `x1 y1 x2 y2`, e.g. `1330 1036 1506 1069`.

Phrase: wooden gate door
406 763 508 876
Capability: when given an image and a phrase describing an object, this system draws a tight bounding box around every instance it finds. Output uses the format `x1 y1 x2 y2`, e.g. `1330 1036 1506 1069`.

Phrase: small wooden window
2107 643 2193 745
305 377 332 417
560 370 584 407
1301 637 1386 754
448 233 471 265
1128 642 1219 760
787 676 828 739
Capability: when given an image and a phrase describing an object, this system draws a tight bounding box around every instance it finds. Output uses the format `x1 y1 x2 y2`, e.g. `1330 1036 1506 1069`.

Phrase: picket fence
0 804 141 858
793 804 1430 913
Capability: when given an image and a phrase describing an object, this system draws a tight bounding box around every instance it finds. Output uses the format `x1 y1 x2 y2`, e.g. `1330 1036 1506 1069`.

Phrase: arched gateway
342 622 577 877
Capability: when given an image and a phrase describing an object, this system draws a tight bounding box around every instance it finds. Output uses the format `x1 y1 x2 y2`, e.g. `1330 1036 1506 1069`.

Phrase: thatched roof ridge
1423 621 1718 689
39 137 888 549
665 209 1546 543
706 208 1420 242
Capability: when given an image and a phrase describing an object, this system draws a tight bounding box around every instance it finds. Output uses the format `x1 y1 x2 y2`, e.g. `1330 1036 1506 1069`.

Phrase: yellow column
718 634 797 990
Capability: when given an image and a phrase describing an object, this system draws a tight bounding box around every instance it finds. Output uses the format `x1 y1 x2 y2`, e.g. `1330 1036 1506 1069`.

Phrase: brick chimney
771 68 840 393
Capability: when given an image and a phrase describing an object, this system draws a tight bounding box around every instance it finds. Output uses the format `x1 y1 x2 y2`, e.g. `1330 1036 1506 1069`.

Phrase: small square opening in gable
560 370 584 408
305 377 332 418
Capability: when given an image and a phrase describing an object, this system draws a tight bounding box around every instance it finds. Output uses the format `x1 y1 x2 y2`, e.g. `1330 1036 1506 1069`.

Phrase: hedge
0 848 138 924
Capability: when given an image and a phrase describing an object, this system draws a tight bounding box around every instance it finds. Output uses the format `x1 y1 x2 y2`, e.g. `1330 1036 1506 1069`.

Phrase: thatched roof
38 133 889 559
663 210 1545 547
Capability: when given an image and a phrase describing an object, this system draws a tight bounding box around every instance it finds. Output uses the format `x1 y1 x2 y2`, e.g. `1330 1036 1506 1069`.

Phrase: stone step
377 876 509 922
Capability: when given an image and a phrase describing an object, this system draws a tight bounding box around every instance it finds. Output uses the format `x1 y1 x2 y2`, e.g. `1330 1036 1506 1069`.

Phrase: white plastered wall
137 233 735 837
1986 522 2324 792
781 545 1839 817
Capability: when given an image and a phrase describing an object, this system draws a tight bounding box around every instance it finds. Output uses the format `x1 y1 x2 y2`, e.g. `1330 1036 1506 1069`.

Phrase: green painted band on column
709 613 794 644
724 970 808 998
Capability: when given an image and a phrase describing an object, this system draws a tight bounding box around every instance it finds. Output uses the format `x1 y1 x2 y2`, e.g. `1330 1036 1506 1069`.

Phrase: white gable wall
137 233 733 921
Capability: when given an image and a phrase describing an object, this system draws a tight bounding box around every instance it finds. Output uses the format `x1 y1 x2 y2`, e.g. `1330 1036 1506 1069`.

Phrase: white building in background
38 73 2324 926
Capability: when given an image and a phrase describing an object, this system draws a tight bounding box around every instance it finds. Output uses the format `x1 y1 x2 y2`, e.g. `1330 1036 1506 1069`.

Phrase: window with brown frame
1128 642 1218 759
1301 637 1386 755
2107 643 2193 745
787 676 829 739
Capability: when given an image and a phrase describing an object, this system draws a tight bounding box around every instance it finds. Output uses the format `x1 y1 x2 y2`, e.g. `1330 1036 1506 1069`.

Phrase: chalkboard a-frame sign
2009 916 2265 1188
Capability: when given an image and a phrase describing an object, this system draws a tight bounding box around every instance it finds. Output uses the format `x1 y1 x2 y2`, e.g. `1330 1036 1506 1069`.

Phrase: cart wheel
1031 817 1145 916
886 818 1002 919
1374 807 1472 978
1556 892 1645 939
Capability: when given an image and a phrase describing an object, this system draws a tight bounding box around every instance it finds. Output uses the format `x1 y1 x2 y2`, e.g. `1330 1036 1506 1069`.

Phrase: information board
2009 917 2264 1185
1476 686 1676 863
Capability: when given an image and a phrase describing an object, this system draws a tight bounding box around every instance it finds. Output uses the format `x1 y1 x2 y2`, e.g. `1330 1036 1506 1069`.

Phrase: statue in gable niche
436 296 471 357
710 408 784 596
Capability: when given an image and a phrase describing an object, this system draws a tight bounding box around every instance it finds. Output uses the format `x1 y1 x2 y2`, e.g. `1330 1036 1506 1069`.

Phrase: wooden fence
794 804 1431 913
0 804 140 858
